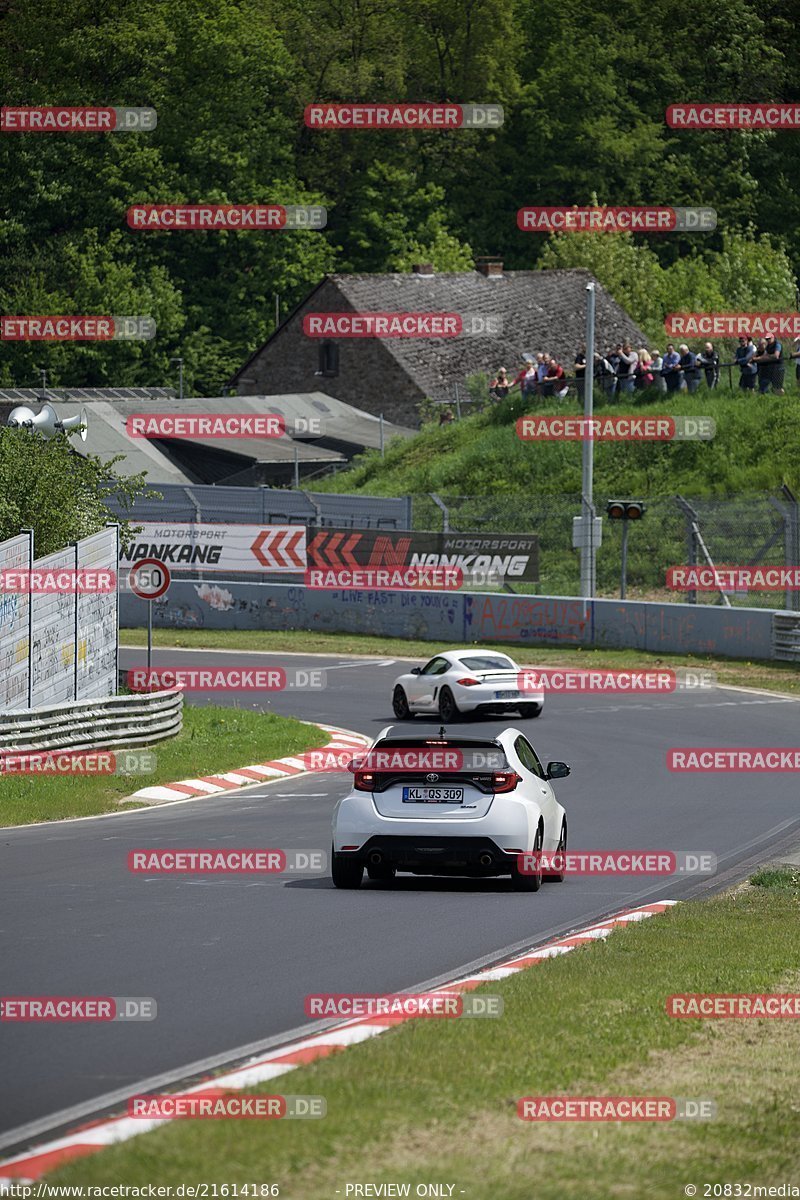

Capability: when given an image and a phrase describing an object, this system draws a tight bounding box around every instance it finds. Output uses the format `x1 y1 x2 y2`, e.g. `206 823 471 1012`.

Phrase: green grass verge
313 388 800 599
121 626 800 697
0 706 328 826
314 388 800 498
49 875 800 1195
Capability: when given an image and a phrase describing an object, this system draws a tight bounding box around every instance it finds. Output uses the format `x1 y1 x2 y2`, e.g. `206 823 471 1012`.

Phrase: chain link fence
411 491 800 609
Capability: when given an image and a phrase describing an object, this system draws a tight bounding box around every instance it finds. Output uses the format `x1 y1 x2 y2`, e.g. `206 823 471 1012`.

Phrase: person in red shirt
542 358 567 398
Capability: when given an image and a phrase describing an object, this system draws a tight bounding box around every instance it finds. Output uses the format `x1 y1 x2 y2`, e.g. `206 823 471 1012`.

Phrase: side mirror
545 761 570 780
410 667 421 675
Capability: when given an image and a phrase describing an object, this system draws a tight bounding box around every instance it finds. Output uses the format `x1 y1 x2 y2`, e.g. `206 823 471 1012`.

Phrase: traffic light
606 500 646 520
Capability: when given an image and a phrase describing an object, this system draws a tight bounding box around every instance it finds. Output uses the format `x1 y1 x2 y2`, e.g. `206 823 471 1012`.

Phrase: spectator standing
606 345 622 398
617 342 639 394
753 338 768 392
679 344 701 393
635 349 654 389
536 353 550 395
439 406 455 426
661 343 683 392
697 342 720 389
594 352 617 397
489 367 511 401
650 350 666 392
574 348 586 402
542 357 567 399
510 359 532 393
735 335 757 390
753 334 785 394
791 337 800 386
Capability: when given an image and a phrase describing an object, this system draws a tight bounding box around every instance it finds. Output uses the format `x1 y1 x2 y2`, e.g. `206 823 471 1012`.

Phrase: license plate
402 786 464 804
495 690 519 699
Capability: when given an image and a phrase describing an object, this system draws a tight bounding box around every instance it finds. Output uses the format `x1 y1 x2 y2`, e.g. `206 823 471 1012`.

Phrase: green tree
0 427 154 556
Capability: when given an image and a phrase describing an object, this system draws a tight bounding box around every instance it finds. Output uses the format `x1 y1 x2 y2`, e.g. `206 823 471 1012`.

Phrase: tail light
491 770 521 793
353 770 376 792
456 677 480 686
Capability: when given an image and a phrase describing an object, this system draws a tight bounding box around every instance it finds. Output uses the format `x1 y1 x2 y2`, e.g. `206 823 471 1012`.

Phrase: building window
319 341 339 377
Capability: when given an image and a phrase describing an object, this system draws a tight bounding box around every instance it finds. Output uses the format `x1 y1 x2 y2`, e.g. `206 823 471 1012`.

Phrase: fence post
780 484 800 611
430 493 450 533
675 495 731 607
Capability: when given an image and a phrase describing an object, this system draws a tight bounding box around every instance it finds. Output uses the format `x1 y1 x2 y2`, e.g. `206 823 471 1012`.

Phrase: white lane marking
119 644 407 663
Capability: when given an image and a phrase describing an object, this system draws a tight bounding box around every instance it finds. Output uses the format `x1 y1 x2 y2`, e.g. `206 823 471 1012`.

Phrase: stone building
229 263 649 427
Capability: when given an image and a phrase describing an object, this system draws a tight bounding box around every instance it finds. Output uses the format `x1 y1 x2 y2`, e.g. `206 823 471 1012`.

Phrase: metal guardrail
0 689 183 754
772 613 800 662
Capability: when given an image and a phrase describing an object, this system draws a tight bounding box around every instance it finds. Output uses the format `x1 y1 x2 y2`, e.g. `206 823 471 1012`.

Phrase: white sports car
331 726 569 891
391 648 545 722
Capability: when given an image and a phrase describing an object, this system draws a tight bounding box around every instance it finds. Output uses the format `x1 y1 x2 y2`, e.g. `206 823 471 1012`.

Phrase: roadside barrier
0 688 183 755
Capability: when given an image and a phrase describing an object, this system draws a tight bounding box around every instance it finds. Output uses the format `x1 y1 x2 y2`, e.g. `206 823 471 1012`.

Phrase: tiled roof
325 268 649 394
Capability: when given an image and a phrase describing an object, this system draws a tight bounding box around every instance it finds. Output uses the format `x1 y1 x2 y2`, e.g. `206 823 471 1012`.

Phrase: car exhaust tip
368 850 383 866
479 852 493 867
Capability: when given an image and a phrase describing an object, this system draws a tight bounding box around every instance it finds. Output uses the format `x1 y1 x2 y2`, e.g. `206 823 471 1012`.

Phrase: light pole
169 357 184 400
574 282 599 599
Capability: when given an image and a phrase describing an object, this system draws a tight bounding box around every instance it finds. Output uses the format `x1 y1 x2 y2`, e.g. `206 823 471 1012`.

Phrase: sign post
128 558 171 671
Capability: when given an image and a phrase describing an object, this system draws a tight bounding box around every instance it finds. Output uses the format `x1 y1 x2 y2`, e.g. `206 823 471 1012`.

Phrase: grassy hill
319 388 798 499
315 388 800 600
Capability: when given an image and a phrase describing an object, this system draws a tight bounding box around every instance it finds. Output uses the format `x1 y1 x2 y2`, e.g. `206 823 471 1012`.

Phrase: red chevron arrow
250 527 306 570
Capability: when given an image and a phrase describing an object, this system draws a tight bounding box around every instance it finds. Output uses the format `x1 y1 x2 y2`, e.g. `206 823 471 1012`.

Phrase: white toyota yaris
391 649 544 723
331 726 569 891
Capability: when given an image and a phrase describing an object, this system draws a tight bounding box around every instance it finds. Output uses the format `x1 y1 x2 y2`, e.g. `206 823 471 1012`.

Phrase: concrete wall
121 580 776 660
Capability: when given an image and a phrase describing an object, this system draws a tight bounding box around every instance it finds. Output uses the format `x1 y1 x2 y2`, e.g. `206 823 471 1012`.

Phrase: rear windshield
457 655 516 671
370 737 508 772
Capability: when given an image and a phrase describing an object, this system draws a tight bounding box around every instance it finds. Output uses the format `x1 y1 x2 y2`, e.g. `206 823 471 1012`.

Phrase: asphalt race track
2 645 798 1147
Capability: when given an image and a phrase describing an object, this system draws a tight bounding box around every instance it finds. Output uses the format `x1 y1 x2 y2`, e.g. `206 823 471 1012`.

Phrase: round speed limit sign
128 558 171 600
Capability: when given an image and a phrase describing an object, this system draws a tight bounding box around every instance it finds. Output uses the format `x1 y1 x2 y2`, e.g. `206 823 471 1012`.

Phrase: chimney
411 263 434 275
475 257 503 277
